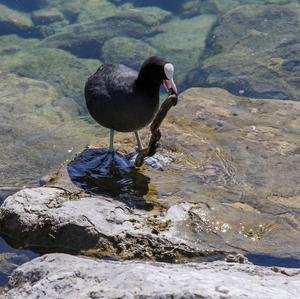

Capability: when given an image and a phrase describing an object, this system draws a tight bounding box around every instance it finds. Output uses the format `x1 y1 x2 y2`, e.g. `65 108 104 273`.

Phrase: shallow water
0 0 300 285
246 254 300 268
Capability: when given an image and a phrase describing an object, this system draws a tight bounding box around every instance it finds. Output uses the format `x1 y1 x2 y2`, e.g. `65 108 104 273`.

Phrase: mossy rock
0 46 100 102
0 4 33 35
31 8 65 25
77 0 118 23
148 14 217 86
36 20 70 38
181 0 299 16
41 7 167 59
3 0 83 20
0 34 39 54
102 37 157 68
114 6 171 27
0 73 100 187
188 4 300 100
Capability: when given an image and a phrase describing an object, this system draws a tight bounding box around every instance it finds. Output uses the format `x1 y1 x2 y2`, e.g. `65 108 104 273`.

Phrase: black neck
135 73 161 96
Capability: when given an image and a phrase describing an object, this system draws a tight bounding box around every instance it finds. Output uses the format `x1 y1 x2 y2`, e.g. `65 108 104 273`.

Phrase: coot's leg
109 129 114 152
134 131 143 151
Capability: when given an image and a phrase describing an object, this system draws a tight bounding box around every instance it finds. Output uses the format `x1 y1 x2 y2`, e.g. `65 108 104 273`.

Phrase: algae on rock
0 4 33 35
0 73 99 188
148 14 217 86
31 8 64 25
0 46 100 101
102 37 157 69
77 0 118 23
188 4 300 100
41 6 171 59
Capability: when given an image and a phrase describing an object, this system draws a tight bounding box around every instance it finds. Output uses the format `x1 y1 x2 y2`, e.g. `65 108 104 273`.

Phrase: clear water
0 0 300 286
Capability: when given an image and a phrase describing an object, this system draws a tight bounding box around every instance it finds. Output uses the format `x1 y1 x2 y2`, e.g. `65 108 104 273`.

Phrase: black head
136 56 177 95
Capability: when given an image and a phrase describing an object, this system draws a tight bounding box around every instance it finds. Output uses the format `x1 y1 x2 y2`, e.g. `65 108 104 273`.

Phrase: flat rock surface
4 253 300 299
1 88 300 260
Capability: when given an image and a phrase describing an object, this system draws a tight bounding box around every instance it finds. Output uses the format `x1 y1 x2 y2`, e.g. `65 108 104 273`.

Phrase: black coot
84 56 177 151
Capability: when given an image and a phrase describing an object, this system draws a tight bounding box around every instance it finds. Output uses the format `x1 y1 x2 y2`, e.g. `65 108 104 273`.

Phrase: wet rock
0 187 223 261
181 0 290 16
0 47 100 100
41 7 170 59
31 8 64 25
0 4 33 35
188 4 300 100
0 35 39 55
4 253 300 299
1 88 299 259
36 20 69 38
225 253 251 264
77 0 118 23
0 72 99 188
102 37 157 69
147 14 216 86
5 0 83 20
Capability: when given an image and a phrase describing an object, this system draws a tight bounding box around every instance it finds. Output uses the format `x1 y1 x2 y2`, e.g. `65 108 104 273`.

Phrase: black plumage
85 56 176 133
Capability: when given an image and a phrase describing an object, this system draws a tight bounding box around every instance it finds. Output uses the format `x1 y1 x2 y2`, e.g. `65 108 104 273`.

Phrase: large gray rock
4 253 300 299
188 4 300 100
0 187 222 261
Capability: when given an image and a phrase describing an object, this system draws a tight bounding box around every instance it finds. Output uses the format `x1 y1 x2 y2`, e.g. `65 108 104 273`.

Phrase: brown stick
135 94 178 167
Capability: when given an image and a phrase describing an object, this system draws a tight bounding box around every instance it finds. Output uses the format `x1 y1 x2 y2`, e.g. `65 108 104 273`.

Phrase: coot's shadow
68 148 153 210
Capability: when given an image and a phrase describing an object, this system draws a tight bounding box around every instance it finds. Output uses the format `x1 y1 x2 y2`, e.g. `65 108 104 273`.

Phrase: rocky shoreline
1 86 300 297
1 0 300 296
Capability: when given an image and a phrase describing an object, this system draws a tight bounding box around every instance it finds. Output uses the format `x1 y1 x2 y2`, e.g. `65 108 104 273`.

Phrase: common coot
84 56 177 151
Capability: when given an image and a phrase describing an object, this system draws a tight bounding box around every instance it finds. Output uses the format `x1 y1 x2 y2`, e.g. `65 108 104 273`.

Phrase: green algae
102 37 157 68
31 8 64 25
0 46 100 101
147 218 172 234
0 4 33 35
147 14 217 86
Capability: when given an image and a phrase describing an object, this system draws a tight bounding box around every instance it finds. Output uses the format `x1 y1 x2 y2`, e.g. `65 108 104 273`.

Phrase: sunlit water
0 0 300 286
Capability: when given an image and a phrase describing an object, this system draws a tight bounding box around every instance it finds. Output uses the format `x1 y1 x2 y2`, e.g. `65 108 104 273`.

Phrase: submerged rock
31 8 64 25
147 14 216 86
0 35 39 54
189 4 300 100
0 88 299 260
41 7 170 59
102 37 157 69
77 0 118 23
4 253 300 299
181 0 296 16
0 4 33 35
0 72 99 188
0 46 100 100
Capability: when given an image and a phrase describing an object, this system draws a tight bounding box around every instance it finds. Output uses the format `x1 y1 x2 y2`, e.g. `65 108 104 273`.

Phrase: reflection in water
68 149 152 208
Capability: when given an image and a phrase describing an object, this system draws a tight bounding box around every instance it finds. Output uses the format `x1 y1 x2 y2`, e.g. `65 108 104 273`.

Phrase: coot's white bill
163 63 177 95
163 78 177 95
